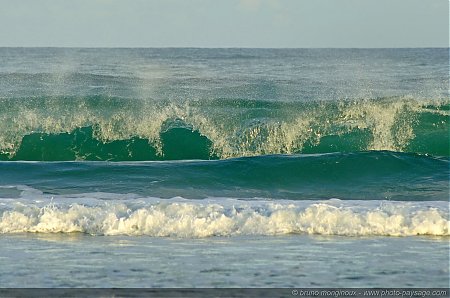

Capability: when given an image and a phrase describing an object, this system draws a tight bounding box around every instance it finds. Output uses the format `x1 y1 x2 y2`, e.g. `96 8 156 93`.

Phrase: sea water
0 48 448 288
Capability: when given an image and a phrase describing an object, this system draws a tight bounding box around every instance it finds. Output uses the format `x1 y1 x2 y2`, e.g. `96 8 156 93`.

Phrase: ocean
0 48 448 288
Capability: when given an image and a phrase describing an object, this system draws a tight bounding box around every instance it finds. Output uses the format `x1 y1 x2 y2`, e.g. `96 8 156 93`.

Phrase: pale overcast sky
0 0 448 48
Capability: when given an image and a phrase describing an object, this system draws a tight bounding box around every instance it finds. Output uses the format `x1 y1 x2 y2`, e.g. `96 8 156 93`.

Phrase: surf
0 96 448 161
0 197 448 237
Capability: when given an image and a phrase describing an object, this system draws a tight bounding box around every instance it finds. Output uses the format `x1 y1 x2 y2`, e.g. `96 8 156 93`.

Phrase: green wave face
0 96 448 161
3 126 213 161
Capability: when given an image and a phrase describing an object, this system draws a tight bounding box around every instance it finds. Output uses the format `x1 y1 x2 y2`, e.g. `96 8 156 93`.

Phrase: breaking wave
0 96 448 161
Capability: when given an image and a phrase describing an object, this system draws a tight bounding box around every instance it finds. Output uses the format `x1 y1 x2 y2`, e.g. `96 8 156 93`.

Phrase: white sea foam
0 196 448 237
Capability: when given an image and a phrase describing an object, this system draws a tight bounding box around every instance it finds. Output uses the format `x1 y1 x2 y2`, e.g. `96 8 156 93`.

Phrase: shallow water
1 234 448 287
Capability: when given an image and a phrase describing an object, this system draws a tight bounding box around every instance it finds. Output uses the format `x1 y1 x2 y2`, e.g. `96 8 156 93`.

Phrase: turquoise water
0 48 448 287
0 97 448 160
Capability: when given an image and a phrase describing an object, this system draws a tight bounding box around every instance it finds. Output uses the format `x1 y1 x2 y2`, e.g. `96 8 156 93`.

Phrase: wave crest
0 96 448 160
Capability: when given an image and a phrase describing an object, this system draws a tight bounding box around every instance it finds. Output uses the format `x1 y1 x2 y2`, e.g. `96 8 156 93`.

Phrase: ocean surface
0 48 448 288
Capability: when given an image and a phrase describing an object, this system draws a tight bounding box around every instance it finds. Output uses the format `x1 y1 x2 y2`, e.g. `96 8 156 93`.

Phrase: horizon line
1 46 449 50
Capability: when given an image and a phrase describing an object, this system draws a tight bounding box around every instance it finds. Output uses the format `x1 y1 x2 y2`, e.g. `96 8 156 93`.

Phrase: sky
0 0 448 48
